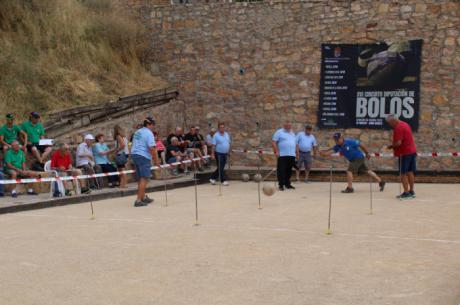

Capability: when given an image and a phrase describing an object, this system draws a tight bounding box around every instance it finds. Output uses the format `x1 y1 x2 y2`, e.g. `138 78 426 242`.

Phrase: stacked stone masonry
122 0 459 170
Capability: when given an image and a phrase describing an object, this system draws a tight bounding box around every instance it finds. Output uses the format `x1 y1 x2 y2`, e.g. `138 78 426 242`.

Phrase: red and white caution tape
231 149 460 158
0 156 210 185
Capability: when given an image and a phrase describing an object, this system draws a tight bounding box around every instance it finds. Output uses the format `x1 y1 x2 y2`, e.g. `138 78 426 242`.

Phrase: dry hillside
0 0 167 119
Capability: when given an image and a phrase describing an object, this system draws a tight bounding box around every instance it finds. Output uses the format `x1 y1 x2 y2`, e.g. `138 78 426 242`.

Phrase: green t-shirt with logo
21 120 44 144
0 124 22 144
4 149 26 170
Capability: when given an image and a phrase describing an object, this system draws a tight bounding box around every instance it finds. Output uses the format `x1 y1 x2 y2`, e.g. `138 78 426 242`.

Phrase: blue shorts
399 153 417 174
131 154 152 178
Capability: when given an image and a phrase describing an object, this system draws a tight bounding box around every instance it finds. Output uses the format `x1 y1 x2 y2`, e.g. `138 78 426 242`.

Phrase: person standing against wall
272 122 297 191
210 122 231 186
295 124 318 183
386 114 417 200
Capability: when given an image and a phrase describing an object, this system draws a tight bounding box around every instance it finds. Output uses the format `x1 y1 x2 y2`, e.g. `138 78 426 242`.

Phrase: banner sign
318 40 423 131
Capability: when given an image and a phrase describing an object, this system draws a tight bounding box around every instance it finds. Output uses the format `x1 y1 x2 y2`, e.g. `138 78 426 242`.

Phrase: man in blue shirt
131 116 160 207
272 122 297 191
210 122 231 186
320 133 385 193
295 124 318 183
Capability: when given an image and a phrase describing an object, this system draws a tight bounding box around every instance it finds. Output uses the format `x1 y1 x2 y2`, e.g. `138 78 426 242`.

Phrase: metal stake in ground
369 157 373 215
217 154 222 196
257 151 263 209
162 166 168 207
326 164 333 235
193 160 199 226
90 193 95 220
398 157 402 201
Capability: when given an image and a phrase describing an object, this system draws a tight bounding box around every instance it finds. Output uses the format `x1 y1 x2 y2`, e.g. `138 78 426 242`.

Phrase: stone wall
126 0 460 170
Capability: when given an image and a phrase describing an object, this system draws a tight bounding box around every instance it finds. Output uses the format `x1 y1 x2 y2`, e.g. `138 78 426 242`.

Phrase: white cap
84 134 95 141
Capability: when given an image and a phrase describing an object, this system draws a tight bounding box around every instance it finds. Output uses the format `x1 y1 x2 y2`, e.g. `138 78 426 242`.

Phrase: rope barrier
0 156 210 185
231 149 459 158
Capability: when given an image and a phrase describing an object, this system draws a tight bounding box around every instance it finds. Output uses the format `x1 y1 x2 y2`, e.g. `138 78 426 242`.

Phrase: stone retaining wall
125 0 459 170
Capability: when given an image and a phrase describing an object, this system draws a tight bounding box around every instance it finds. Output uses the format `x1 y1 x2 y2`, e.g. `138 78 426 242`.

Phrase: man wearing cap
295 124 318 183
3 141 40 197
21 112 52 164
272 122 297 191
131 116 160 207
0 113 27 153
76 134 101 189
320 133 385 193
386 114 417 199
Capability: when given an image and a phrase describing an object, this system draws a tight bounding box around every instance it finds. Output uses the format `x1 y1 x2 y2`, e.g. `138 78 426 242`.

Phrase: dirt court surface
1 181 459 305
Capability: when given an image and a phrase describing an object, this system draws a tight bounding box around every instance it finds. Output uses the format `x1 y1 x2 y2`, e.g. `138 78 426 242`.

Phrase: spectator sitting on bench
184 126 204 171
0 113 28 154
166 137 190 175
51 143 90 196
3 141 40 198
93 133 119 188
21 112 52 166
76 134 100 190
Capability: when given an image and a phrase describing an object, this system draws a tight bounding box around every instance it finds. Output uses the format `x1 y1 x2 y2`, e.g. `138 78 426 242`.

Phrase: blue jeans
0 171 4 195
211 152 227 182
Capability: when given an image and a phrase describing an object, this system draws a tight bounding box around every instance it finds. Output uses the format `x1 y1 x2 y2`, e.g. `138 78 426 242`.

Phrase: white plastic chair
44 161 65 198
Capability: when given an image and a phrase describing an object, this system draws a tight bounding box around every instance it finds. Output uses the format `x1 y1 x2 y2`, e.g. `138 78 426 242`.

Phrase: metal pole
326 164 333 235
90 194 95 220
217 154 222 196
369 157 373 215
257 152 262 210
193 160 199 226
161 166 168 207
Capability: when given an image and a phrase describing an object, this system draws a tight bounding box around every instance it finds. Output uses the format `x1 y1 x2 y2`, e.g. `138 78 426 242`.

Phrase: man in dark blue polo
320 133 385 193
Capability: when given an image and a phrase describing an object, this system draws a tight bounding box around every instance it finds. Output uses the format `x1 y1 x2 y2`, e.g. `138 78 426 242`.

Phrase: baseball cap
84 134 95 141
6 113 14 120
30 111 40 119
333 132 342 140
144 116 156 125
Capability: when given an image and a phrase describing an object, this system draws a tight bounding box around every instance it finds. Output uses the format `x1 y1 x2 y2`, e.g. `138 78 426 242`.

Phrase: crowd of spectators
0 112 216 198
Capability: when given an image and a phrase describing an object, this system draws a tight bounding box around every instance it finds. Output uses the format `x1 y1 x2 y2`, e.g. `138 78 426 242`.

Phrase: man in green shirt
4 141 40 197
0 113 27 153
21 111 52 164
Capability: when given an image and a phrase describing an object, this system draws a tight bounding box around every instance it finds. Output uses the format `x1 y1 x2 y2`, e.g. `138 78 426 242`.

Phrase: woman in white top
114 125 129 188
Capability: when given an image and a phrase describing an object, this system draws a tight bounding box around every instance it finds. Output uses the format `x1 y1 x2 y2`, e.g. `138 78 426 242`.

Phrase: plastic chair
44 161 65 198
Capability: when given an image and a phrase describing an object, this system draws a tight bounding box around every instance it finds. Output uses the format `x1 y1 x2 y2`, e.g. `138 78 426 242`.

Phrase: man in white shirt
295 125 318 183
76 134 100 189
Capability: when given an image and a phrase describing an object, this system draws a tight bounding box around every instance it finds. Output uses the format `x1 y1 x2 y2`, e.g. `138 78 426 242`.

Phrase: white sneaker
222 181 229 186
209 179 216 185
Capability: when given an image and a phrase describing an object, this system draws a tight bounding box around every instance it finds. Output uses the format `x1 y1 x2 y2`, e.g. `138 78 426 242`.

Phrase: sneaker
396 192 413 200
286 185 295 190
341 187 354 193
27 191 38 195
278 186 285 191
209 179 216 185
0 193 4 197
379 181 386 192
143 195 154 204
409 190 416 198
222 181 229 186
65 190 74 196
134 200 148 207
304 179 312 184
53 191 62 198
11 192 18 198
